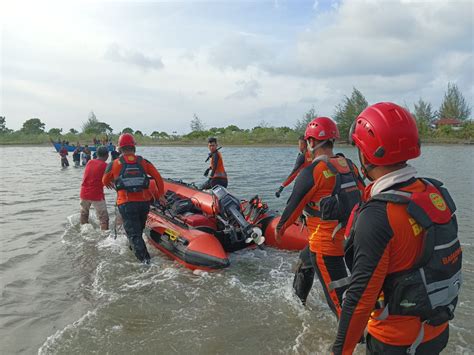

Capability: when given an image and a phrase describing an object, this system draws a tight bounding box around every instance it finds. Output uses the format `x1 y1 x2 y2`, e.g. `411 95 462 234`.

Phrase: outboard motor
212 185 264 246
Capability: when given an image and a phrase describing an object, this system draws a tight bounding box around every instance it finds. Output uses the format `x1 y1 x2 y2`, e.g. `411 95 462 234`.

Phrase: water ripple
0 145 472 355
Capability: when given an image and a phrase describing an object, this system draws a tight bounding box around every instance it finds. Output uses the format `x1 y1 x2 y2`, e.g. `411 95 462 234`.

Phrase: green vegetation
0 116 11 134
122 127 134 134
438 83 471 121
190 114 206 132
82 111 113 135
1 83 472 146
48 128 63 136
21 118 45 134
413 99 436 137
334 88 368 141
294 106 317 136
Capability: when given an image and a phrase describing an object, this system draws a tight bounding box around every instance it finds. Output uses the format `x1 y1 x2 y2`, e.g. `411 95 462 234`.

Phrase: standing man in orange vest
103 133 165 264
201 137 228 190
275 135 313 198
332 102 461 354
276 117 364 313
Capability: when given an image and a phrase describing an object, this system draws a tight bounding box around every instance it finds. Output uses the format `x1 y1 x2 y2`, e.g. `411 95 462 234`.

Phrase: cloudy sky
1 0 472 134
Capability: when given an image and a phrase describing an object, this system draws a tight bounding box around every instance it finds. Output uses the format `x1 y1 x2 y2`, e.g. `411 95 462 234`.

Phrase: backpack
304 155 363 238
115 156 150 192
371 178 462 326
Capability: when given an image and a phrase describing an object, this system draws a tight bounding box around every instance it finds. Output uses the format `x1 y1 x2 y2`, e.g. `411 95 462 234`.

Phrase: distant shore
1 139 472 147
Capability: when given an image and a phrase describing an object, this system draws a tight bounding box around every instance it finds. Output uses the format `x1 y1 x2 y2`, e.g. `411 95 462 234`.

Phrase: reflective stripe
341 181 357 189
213 172 227 178
426 270 462 308
434 237 459 250
380 189 412 198
121 177 147 187
425 269 461 293
328 276 351 291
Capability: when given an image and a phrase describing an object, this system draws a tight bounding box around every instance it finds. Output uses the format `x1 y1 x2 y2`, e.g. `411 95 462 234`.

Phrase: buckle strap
372 307 426 355
331 223 342 240
375 299 385 309
406 322 426 355
303 207 321 217
374 305 389 320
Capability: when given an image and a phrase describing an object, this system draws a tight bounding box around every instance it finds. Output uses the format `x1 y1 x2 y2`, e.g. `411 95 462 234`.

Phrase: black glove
204 168 211 177
275 186 284 198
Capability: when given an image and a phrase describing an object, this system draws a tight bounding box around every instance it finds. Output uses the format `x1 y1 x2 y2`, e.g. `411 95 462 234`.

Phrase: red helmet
350 102 420 166
118 133 136 148
304 117 340 141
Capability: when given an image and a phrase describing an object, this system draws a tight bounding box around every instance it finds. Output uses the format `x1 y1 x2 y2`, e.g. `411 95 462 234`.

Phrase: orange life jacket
343 179 457 348
103 154 164 206
303 155 363 255
210 151 227 180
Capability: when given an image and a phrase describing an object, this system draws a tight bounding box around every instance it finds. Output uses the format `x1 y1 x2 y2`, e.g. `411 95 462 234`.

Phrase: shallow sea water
0 145 472 354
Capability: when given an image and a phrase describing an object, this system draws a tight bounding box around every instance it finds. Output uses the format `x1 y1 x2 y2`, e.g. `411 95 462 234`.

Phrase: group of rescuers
78 102 461 355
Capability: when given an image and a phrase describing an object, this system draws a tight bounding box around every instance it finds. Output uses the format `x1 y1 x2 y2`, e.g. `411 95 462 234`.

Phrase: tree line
0 82 471 145
187 82 472 143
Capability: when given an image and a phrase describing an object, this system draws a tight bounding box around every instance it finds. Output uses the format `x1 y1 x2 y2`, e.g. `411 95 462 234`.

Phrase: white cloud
293 0 473 78
104 43 164 71
226 80 261 100
209 32 276 71
1 0 472 134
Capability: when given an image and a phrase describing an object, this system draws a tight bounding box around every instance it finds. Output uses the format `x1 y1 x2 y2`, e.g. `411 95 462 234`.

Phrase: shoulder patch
323 169 335 178
430 192 447 211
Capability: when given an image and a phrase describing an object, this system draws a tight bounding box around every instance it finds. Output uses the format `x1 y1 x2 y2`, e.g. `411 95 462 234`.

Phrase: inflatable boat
145 179 308 271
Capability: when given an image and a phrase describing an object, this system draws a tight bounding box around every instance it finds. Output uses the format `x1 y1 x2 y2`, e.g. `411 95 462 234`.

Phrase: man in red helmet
332 102 461 354
103 133 165 263
276 117 364 315
275 135 312 198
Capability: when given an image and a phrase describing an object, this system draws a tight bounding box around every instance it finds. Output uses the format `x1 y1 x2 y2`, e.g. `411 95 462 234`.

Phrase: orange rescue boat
145 179 308 271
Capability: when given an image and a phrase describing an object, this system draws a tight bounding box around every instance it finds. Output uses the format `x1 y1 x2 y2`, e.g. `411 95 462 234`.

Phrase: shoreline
1 140 473 148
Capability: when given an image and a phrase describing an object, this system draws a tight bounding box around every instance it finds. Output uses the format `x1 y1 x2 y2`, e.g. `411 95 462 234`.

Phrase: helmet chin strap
358 151 375 182
307 139 333 155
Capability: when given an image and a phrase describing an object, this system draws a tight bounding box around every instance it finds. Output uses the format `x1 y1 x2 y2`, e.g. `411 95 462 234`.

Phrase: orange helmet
304 117 340 141
118 133 136 148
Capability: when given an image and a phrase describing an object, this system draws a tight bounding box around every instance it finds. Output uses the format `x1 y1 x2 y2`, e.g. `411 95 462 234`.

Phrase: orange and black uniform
203 150 228 189
277 155 364 314
281 150 312 187
103 153 164 262
332 178 450 354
